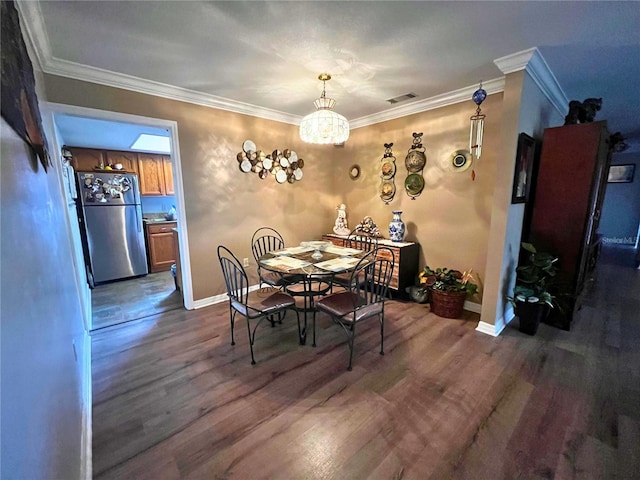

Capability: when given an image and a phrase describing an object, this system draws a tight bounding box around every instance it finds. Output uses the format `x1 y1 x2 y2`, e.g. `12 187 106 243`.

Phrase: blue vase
389 210 406 242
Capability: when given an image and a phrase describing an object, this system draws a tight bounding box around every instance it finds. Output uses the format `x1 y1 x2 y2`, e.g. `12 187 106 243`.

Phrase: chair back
218 245 249 305
345 229 378 253
251 227 285 262
351 247 394 304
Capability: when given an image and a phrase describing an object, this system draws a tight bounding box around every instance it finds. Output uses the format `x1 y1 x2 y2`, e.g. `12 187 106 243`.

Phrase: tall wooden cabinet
528 121 611 329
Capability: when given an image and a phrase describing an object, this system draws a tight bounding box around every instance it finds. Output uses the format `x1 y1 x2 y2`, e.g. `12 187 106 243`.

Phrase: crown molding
494 47 568 115
15 0 50 72
350 77 505 129
44 56 301 125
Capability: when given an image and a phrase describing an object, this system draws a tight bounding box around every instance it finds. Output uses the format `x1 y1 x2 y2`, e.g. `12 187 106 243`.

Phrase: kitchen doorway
46 103 194 331
91 272 182 330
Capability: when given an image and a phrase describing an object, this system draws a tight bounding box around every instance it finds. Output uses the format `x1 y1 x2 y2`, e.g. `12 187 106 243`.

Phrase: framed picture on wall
511 132 537 204
607 164 635 183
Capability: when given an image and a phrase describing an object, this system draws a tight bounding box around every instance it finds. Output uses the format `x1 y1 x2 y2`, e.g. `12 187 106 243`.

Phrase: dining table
258 241 368 347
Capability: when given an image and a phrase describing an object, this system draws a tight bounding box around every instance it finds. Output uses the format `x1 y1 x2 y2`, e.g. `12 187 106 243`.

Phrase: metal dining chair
332 230 379 291
251 226 302 289
217 245 302 365
316 247 394 370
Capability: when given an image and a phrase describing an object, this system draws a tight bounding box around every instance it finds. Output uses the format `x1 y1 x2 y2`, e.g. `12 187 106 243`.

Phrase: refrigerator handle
136 206 142 233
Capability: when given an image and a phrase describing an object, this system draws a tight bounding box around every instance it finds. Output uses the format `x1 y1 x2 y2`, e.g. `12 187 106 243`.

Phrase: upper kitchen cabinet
106 150 139 174
163 156 174 195
69 147 105 171
138 153 174 196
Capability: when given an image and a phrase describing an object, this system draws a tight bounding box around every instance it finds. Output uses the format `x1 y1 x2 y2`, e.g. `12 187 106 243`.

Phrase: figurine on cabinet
564 98 602 125
333 203 350 236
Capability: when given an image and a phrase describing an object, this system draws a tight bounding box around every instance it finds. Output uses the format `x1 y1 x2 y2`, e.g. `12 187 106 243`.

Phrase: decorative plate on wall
405 173 425 198
379 142 397 204
403 132 426 199
380 180 396 202
449 149 472 173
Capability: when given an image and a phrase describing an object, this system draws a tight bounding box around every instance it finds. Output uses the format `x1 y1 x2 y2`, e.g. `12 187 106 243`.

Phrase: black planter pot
515 301 547 335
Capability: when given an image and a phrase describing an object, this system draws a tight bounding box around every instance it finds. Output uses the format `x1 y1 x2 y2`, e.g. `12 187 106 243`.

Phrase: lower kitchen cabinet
145 221 177 273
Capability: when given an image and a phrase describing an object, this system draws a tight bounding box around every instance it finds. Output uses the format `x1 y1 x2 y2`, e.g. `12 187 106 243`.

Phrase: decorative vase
389 210 406 242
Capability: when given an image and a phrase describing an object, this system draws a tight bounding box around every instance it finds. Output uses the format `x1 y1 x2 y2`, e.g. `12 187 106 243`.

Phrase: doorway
45 103 193 330
91 272 182 330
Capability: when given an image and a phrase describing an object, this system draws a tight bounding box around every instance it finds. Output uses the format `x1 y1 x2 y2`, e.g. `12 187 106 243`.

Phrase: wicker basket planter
430 289 467 318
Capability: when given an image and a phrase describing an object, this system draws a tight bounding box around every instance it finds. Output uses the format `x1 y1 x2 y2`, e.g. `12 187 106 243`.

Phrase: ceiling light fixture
469 81 487 181
299 73 349 145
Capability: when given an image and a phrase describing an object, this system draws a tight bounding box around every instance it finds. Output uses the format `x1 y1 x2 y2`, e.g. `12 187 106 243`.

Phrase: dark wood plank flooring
91 272 183 331
91 246 640 479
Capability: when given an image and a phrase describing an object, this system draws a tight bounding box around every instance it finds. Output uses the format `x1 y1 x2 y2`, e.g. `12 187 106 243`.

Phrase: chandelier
299 73 350 145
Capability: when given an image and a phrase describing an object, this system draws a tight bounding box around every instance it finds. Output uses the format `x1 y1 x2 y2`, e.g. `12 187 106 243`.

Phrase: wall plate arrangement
237 140 304 184
379 142 397 204
404 132 426 199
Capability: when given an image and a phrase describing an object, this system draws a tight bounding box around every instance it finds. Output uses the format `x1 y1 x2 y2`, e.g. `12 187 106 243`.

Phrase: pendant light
299 73 349 145
469 81 487 181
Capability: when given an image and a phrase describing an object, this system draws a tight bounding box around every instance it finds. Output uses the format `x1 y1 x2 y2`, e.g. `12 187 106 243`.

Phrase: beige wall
43 74 501 304
336 96 502 301
480 70 564 331
44 74 339 300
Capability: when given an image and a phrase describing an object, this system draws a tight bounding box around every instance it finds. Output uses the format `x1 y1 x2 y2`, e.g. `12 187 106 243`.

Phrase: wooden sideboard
322 234 420 292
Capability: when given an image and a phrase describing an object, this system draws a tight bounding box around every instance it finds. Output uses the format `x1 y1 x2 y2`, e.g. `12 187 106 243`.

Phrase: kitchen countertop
143 218 177 224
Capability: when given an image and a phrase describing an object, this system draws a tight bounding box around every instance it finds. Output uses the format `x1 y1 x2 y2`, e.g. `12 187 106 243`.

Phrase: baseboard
475 310 514 337
80 332 92 480
464 300 482 314
193 284 262 309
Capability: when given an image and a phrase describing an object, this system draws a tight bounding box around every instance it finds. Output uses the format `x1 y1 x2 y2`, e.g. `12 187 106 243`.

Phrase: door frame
44 102 195 311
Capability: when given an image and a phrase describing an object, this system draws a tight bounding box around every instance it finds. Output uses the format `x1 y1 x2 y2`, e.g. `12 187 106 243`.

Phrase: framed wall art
1 0 50 171
607 164 635 183
511 132 537 204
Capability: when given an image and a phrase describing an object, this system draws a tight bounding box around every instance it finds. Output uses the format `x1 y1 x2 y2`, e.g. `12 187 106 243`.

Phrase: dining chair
332 230 379 291
316 247 394 370
217 245 302 365
251 226 302 289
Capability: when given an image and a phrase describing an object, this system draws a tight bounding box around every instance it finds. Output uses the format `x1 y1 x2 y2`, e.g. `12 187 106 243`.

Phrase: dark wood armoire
528 121 611 329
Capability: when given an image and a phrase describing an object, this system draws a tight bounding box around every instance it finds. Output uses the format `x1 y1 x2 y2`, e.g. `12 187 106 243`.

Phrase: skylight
130 134 171 153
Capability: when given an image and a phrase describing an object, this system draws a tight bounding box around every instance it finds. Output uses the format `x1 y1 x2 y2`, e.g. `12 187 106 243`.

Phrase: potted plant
507 242 558 335
418 266 478 318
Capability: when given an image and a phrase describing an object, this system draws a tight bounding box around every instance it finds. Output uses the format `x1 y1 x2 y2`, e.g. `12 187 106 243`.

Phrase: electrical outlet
243 258 250 267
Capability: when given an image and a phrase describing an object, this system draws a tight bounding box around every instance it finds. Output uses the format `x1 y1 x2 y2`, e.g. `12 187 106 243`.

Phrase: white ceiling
19 1 640 150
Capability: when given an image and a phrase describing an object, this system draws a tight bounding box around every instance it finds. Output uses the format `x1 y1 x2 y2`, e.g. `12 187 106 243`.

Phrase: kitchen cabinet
68 147 174 196
145 221 178 273
138 153 174 196
105 150 139 174
163 156 174 195
322 234 420 292
69 147 105 171
528 121 611 329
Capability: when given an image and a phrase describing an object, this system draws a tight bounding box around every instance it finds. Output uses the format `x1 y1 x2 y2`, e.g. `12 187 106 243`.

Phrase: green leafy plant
418 266 478 295
507 242 558 308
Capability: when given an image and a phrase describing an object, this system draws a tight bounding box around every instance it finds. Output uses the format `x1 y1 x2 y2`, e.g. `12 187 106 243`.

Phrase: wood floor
91 246 640 479
91 271 183 331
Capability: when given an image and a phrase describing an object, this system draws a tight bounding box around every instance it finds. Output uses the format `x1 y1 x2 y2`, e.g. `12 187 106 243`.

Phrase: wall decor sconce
404 132 426 200
379 142 396 204
236 140 304 184
469 81 487 181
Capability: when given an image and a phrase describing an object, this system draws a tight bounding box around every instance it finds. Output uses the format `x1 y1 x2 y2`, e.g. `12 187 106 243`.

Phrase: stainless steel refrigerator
77 171 148 284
